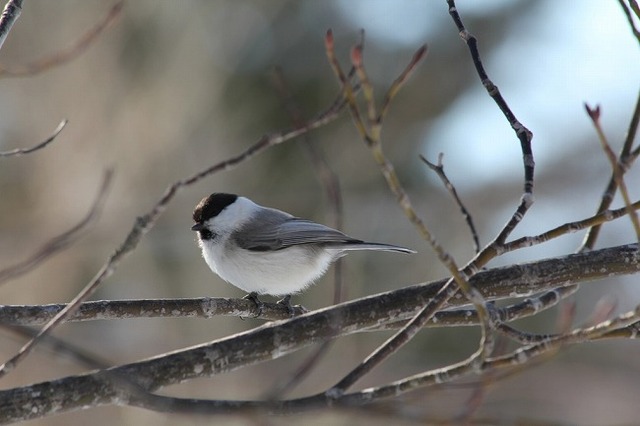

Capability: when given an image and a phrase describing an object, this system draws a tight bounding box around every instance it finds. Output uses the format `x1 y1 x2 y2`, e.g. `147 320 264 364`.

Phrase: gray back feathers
233 207 414 254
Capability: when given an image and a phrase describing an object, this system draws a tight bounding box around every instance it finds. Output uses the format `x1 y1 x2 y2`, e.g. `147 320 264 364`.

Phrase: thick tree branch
0 244 638 423
0 254 602 332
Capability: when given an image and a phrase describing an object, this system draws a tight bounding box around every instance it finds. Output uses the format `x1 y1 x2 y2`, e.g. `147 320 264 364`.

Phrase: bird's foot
243 292 264 318
276 295 296 317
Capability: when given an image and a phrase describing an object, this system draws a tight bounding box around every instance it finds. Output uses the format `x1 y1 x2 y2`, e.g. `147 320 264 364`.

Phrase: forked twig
421 153 480 253
496 296 615 345
580 1 640 251
324 30 496 398
0 119 67 157
505 199 640 252
442 0 538 264
332 306 640 410
325 0 539 398
585 104 640 240
580 97 640 252
447 3 534 250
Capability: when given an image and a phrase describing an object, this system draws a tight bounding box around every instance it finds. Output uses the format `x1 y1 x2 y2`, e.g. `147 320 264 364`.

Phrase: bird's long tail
327 242 416 254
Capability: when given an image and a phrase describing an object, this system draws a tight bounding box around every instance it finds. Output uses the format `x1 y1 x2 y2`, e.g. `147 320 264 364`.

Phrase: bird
191 193 415 313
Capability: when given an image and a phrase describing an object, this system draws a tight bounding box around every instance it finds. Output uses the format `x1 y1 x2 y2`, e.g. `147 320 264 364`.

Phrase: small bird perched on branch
192 193 415 312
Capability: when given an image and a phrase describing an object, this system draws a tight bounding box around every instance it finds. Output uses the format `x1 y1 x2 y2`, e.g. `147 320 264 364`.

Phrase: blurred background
1 0 639 424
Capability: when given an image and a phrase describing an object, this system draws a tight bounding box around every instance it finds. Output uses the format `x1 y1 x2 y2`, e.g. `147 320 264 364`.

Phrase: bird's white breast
199 236 334 296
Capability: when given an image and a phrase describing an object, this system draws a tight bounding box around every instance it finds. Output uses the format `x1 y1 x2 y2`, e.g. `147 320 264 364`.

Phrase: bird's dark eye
199 229 215 240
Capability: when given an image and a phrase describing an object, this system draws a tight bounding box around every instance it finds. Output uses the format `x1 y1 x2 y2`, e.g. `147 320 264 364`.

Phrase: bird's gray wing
234 213 359 251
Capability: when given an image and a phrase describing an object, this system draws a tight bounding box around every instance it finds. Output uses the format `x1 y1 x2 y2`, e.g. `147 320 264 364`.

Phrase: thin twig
0 167 112 285
0 0 22 52
379 44 428 122
631 0 640 19
338 306 640 409
0 170 113 377
580 97 640 249
455 334 508 423
0 85 351 380
579 9 640 251
496 323 557 345
585 104 640 240
324 32 495 397
0 1 123 77
439 0 536 269
459 288 577 421
420 153 480 253
447 2 534 248
324 30 370 143
505 199 640 252
618 0 640 45
0 119 67 157
326 0 538 397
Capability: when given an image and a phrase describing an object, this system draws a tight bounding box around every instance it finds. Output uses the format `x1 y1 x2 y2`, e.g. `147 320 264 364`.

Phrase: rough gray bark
1 243 638 424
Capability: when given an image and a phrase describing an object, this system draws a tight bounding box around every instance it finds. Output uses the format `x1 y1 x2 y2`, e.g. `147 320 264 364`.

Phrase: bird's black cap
192 193 238 224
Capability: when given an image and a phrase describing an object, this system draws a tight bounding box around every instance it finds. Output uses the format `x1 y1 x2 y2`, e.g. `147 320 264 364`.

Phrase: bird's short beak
191 223 204 231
